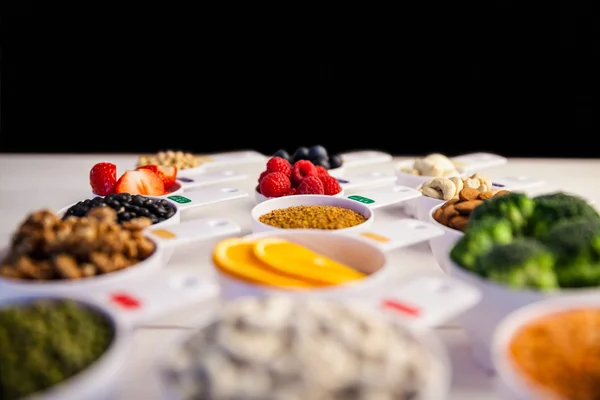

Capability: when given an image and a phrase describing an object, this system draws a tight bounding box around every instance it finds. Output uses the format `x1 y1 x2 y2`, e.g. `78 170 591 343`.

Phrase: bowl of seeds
251 186 424 234
250 195 375 234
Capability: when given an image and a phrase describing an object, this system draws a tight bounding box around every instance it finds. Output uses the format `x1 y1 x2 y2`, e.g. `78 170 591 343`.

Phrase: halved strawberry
90 162 117 196
115 169 165 196
136 165 178 189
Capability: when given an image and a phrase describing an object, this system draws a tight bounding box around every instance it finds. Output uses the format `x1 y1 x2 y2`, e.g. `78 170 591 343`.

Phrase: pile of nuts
420 173 495 201
0 207 156 281
433 188 511 232
401 153 460 177
137 150 202 170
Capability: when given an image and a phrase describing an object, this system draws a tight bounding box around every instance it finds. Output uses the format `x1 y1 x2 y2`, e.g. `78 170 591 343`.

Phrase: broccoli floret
540 218 600 288
450 218 513 271
527 192 599 238
474 238 558 291
469 192 535 236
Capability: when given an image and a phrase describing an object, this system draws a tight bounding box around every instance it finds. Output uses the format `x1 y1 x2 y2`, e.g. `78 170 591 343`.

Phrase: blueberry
329 154 343 169
308 145 328 161
292 147 310 163
273 149 290 160
312 156 330 169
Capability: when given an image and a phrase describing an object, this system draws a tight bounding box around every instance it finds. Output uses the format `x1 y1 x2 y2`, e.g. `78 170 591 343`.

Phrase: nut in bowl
439 191 600 372
415 174 546 222
0 207 242 295
136 150 206 179
396 152 508 217
251 185 423 234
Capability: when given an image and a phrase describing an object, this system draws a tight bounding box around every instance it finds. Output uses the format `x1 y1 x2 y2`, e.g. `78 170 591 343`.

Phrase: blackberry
63 193 176 225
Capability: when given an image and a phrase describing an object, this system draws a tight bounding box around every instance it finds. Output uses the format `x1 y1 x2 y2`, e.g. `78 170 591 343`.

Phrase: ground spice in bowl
508 308 600 400
258 205 367 230
0 299 114 400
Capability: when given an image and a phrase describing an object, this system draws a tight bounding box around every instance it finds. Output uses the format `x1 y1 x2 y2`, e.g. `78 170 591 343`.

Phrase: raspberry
315 165 329 176
283 187 297 196
296 175 324 195
318 175 342 195
258 170 269 183
266 157 292 177
259 172 291 198
292 160 317 185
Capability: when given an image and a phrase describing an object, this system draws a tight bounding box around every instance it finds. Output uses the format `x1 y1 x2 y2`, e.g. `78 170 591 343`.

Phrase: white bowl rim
250 194 374 233
213 229 392 294
57 194 181 230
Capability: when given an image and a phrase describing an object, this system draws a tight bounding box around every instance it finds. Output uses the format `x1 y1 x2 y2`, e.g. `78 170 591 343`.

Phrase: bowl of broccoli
443 191 600 372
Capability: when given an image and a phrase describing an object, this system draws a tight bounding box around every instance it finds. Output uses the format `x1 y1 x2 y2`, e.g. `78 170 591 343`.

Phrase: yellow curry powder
508 308 600 400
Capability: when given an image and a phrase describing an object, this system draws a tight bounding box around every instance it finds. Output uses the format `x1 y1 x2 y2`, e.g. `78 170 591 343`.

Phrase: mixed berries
273 145 343 170
257 157 342 198
89 162 178 196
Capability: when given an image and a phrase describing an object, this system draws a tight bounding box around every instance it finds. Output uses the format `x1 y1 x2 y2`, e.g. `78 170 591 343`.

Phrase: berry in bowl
272 144 345 178
255 157 343 204
90 162 179 198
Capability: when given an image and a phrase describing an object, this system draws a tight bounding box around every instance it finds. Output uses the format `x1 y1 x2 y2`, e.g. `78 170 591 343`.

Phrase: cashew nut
449 176 463 197
420 186 443 199
425 178 457 200
478 184 489 192
463 177 481 189
469 173 492 191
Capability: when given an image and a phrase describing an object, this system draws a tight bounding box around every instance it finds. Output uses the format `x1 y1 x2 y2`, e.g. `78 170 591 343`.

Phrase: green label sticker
347 195 375 204
167 195 192 204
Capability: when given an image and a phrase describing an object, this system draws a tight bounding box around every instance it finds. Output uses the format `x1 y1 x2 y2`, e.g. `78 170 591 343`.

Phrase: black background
1 2 598 157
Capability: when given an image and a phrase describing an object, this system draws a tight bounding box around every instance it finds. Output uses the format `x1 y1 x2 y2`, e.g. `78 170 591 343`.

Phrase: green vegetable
469 192 535 236
475 238 558 291
0 300 114 400
450 218 513 271
539 218 600 288
527 191 599 238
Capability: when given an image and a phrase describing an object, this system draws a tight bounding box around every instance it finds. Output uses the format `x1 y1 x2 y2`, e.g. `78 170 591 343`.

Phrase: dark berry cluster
273 145 343 170
63 193 176 225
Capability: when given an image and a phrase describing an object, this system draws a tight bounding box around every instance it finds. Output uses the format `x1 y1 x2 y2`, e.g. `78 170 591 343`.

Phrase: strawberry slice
136 165 178 189
115 169 165 196
90 162 117 196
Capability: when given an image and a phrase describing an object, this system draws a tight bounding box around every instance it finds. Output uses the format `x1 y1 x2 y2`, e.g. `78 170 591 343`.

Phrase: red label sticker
110 293 142 309
381 299 421 317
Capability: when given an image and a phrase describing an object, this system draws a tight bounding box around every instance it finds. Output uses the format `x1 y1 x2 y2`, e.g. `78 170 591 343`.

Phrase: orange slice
252 237 366 285
212 238 319 288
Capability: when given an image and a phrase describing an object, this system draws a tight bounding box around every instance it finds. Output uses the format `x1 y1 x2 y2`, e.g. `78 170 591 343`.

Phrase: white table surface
1 153 599 399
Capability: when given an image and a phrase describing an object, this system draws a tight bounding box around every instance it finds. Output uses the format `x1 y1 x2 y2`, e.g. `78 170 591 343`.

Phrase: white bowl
251 186 423 234
0 217 241 296
251 194 375 234
492 295 600 400
0 295 132 400
158 296 454 400
326 165 345 178
0 267 222 399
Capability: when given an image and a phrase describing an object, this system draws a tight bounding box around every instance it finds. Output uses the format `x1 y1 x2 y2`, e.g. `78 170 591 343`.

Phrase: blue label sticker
178 177 194 183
